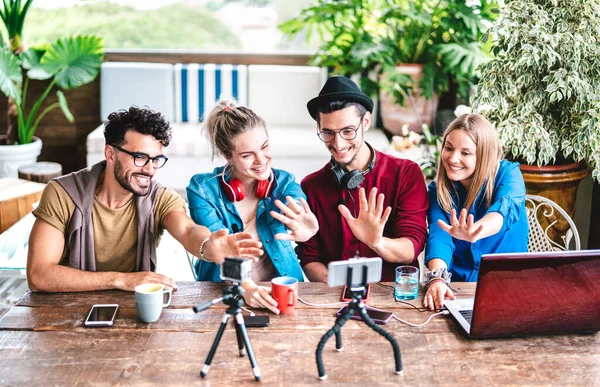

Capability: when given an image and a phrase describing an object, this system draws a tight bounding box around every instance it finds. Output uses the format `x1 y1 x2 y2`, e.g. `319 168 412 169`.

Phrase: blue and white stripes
174 64 248 123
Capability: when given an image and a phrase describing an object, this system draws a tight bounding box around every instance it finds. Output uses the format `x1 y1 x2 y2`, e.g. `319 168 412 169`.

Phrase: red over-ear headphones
220 166 274 202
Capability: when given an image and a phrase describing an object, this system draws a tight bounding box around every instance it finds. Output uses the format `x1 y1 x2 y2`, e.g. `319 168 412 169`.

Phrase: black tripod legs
357 307 403 375
316 303 404 380
234 314 262 381
315 310 353 380
234 314 246 357
200 313 262 381
200 314 231 378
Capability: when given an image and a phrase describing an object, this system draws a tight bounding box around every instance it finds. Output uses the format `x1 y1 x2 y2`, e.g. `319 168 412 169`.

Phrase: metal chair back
526 194 580 251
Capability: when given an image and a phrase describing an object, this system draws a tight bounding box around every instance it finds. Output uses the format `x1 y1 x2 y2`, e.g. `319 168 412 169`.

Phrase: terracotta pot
520 161 589 245
379 64 439 135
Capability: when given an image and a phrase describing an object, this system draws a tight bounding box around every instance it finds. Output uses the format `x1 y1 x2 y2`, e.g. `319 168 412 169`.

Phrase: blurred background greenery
24 2 242 49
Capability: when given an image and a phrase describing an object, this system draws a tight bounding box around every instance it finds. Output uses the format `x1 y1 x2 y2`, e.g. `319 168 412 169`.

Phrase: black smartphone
243 315 270 328
84 304 119 327
335 305 393 325
341 283 371 302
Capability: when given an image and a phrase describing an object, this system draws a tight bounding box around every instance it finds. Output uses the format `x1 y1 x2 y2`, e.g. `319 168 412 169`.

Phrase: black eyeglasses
111 144 168 169
317 115 364 143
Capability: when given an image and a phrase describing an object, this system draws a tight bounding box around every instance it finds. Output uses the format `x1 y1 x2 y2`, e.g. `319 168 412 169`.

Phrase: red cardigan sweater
298 150 428 282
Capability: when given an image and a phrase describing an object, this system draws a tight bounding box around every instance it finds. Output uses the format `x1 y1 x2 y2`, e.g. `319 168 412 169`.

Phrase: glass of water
394 266 419 301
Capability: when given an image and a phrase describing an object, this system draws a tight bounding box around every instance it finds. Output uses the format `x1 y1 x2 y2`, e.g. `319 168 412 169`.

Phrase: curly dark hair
104 106 172 147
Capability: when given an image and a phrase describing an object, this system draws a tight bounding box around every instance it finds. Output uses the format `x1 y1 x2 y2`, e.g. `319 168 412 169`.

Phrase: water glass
394 266 419 301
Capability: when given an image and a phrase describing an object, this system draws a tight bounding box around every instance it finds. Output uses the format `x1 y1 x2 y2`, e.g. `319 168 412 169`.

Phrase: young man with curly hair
27 106 263 292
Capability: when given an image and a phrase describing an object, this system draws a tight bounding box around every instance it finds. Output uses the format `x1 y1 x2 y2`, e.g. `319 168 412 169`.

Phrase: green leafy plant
472 0 600 181
280 0 496 105
0 0 104 145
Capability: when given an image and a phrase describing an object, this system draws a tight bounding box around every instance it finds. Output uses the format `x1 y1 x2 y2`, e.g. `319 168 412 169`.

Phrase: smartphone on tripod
341 284 371 302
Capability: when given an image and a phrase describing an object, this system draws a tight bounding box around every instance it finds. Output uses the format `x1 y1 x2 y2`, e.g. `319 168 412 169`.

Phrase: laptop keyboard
459 309 473 324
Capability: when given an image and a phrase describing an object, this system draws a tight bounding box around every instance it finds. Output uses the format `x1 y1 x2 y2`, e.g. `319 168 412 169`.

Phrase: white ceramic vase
0 136 43 178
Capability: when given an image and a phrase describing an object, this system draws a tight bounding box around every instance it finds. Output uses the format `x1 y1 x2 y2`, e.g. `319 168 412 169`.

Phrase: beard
114 158 152 196
331 138 364 169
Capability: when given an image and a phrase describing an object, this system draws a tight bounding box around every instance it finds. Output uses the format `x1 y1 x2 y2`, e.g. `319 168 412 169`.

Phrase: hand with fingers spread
437 208 484 243
242 282 280 314
270 196 319 242
203 229 264 264
423 281 455 311
338 187 392 250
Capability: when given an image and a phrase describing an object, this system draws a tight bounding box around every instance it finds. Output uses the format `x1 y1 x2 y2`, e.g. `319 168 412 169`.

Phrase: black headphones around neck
330 142 376 190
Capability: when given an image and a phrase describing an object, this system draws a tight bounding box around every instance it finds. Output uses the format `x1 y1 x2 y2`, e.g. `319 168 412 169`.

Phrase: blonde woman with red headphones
186 98 318 314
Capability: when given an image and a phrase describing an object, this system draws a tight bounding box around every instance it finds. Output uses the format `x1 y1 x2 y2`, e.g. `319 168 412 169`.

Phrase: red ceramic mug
271 276 298 314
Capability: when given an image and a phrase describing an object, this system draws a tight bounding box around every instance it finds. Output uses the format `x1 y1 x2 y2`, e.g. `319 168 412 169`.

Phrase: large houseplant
0 0 104 177
472 0 600 218
280 0 496 133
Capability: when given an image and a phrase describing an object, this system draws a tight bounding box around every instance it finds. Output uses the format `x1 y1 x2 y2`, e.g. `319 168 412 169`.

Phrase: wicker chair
526 194 580 251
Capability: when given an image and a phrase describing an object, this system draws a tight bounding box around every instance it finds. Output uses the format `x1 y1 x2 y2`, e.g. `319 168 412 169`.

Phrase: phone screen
336 305 392 324
85 305 119 326
243 315 270 328
341 283 370 301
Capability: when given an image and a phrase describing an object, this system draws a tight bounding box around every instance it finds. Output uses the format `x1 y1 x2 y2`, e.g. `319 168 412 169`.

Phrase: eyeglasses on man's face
111 144 168 169
317 115 365 143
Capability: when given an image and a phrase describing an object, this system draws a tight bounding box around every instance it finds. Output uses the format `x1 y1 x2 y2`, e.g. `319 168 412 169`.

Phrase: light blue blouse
425 160 529 282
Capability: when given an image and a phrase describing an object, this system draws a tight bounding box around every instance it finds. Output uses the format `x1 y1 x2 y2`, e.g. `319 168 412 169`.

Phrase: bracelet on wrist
426 277 448 289
199 237 211 262
424 268 452 283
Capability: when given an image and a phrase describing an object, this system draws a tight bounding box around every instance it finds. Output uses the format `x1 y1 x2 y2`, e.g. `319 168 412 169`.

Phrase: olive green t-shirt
33 181 186 272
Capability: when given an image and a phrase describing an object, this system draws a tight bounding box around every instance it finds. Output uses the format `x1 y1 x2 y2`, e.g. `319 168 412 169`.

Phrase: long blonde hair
435 113 503 213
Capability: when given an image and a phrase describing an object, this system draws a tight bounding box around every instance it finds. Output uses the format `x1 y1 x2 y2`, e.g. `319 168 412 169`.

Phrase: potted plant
0 0 104 178
472 0 600 219
280 0 496 134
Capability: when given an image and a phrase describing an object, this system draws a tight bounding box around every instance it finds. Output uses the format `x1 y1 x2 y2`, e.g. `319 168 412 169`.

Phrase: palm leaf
40 35 104 89
438 42 486 77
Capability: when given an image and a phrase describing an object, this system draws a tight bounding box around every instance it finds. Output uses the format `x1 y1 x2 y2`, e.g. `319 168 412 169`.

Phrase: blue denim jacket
425 160 529 282
186 166 305 282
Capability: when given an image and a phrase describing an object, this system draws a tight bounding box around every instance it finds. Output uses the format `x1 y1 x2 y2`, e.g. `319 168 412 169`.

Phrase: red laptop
444 249 600 339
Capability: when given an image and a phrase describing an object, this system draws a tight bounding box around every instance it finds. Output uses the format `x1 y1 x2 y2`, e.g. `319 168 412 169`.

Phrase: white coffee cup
134 283 172 323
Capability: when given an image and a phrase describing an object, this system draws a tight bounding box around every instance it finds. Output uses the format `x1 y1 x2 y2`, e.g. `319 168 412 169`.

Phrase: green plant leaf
0 0 34 47
56 90 74 122
20 47 55 79
0 46 22 102
40 35 104 89
19 47 43 69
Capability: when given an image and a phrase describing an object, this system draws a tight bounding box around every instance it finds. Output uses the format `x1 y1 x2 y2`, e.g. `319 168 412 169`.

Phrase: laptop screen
469 250 600 339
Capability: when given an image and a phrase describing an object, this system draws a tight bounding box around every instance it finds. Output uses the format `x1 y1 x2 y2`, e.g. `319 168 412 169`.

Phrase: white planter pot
0 136 43 178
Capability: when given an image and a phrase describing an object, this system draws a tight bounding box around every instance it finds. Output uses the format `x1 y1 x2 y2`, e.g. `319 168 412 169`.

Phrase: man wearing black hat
298 76 428 282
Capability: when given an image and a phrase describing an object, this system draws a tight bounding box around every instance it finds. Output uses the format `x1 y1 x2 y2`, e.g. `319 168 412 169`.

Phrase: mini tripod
193 283 261 381
315 265 403 380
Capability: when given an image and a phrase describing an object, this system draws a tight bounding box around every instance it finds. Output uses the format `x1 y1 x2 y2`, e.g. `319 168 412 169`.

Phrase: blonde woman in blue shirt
187 98 318 314
423 113 528 310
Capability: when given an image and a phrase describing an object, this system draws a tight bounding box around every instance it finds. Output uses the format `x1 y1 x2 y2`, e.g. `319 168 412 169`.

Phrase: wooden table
0 282 598 386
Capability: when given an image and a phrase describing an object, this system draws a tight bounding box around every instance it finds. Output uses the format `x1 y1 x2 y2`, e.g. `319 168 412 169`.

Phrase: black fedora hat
307 76 373 120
